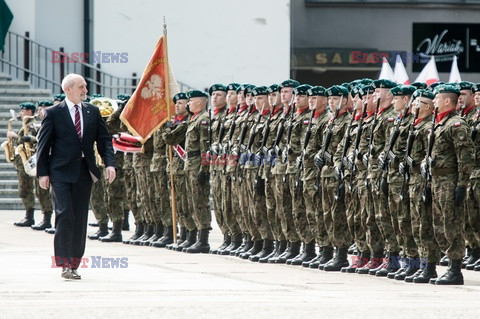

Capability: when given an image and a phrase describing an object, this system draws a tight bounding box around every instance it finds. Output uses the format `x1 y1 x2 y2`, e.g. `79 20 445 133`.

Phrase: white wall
5 0 36 38
94 0 291 89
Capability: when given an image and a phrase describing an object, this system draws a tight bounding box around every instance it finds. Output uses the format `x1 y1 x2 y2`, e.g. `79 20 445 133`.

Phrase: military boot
219 233 242 255
395 257 420 280
122 210 130 231
167 227 187 250
88 223 108 240
230 234 248 256
14 208 35 227
435 259 464 285
413 262 437 283
152 225 175 248
464 247 480 270
356 251 383 274
123 222 144 244
211 233 231 254
317 246 334 270
348 243 357 255
307 247 324 268
236 235 254 257
259 240 279 263
249 239 274 262
240 240 262 259
342 251 370 273
177 229 197 251
31 211 52 230
439 254 449 266
185 228 210 254
324 247 349 271
291 241 316 266
132 224 154 245
375 251 401 277
268 240 288 263
276 241 301 264
99 221 123 242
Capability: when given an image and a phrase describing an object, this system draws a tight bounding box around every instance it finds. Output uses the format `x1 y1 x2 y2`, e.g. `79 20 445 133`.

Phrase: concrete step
0 188 19 197
0 170 19 180
0 88 52 96
0 80 30 89
0 180 19 189
0 96 52 104
0 74 13 81
0 162 15 169
0 197 40 210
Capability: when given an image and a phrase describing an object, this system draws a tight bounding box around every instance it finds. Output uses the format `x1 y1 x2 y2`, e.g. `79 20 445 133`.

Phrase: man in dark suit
36 74 116 280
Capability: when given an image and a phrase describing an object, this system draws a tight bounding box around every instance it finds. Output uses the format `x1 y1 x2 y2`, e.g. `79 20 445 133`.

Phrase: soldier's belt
431 167 457 176
186 150 201 158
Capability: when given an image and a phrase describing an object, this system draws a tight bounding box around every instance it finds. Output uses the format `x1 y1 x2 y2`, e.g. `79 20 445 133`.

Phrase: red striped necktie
74 105 82 140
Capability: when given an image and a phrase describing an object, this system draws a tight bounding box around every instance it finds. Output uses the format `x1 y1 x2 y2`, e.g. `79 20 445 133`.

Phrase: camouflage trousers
409 176 442 263
372 173 400 253
242 169 261 241
15 161 35 210
265 174 285 241
220 174 241 236
231 171 248 234
347 174 368 253
321 175 351 249
34 178 53 213
135 165 154 225
274 174 298 242
303 174 328 247
362 173 384 254
212 171 227 234
185 170 211 230
389 178 418 258
466 177 480 248
124 168 142 224
105 166 125 223
432 174 466 260
152 167 172 227
246 170 273 240
170 174 196 231
288 173 311 243
90 166 108 225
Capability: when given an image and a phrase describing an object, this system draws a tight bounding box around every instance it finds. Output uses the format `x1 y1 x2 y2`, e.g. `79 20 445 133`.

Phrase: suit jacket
36 100 116 183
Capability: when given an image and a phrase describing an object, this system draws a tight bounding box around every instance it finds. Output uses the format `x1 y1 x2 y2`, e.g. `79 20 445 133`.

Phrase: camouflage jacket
303 109 330 180
320 110 350 178
184 109 210 172
286 107 311 174
268 107 287 176
209 106 227 171
162 114 189 175
408 114 432 184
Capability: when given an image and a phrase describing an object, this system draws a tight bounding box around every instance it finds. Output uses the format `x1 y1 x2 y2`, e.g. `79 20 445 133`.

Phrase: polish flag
448 55 462 83
415 56 440 86
378 57 395 81
393 55 410 85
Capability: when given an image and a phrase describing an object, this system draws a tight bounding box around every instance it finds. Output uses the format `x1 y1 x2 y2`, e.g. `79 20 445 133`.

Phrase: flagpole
163 17 178 244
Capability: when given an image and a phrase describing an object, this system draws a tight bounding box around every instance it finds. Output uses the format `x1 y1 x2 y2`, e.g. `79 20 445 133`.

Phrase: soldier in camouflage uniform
207 84 230 253
10 102 53 227
162 93 196 251
427 84 473 285
183 90 211 254
299 86 330 268
215 83 243 255
87 150 109 240
469 83 480 271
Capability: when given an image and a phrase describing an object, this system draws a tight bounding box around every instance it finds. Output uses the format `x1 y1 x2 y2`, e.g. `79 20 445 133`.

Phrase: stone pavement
1 209 480 319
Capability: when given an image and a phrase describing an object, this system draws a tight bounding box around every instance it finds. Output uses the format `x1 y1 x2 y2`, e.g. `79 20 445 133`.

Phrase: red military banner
120 34 179 142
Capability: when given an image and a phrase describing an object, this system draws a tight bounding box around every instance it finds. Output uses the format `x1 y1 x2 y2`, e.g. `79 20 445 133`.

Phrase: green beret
434 84 460 96
348 80 361 92
37 100 53 107
390 85 416 96
427 81 444 92
294 84 312 95
280 79 300 89
252 86 268 96
208 83 227 95
326 85 349 97
20 102 36 111
173 92 188 103
243 85 255 96
117 94 131 101
267 84 280 94
187 90 208 99
358 85 375 97
472 83 480 93
307 86 327 97
413 89 435 100
235 84 251 94
226 83 240 92
53 93 66 101
456 81 474 91
411 82 427 90
91 93 104 98
340 82 350 89
359 78 373 86
350 86 360 96
372 79 398 89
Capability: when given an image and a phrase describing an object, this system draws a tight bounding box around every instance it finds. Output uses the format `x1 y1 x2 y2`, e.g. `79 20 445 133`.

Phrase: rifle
346 96 368 191
334 107 357 199
317 95 343 171
232 102 252 181
269 96 294 162
471 108 480 140
295 108 316 192
281 99 297 164
361 96 381 189
422 106 438 205
206 104 213 166
254 106 274 192
400 105 419 201
223 104 240 175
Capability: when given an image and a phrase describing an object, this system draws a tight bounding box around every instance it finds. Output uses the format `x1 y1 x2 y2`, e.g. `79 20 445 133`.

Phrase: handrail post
59 47 65 82
96 63 101 94
131 72 137 94
23 32 30 81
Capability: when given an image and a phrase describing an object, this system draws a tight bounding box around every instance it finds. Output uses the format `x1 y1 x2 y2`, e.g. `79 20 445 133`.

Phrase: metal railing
0 31 194 98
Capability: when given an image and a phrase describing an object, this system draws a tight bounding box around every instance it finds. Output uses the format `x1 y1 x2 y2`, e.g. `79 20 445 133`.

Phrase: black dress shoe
45 227 56 234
